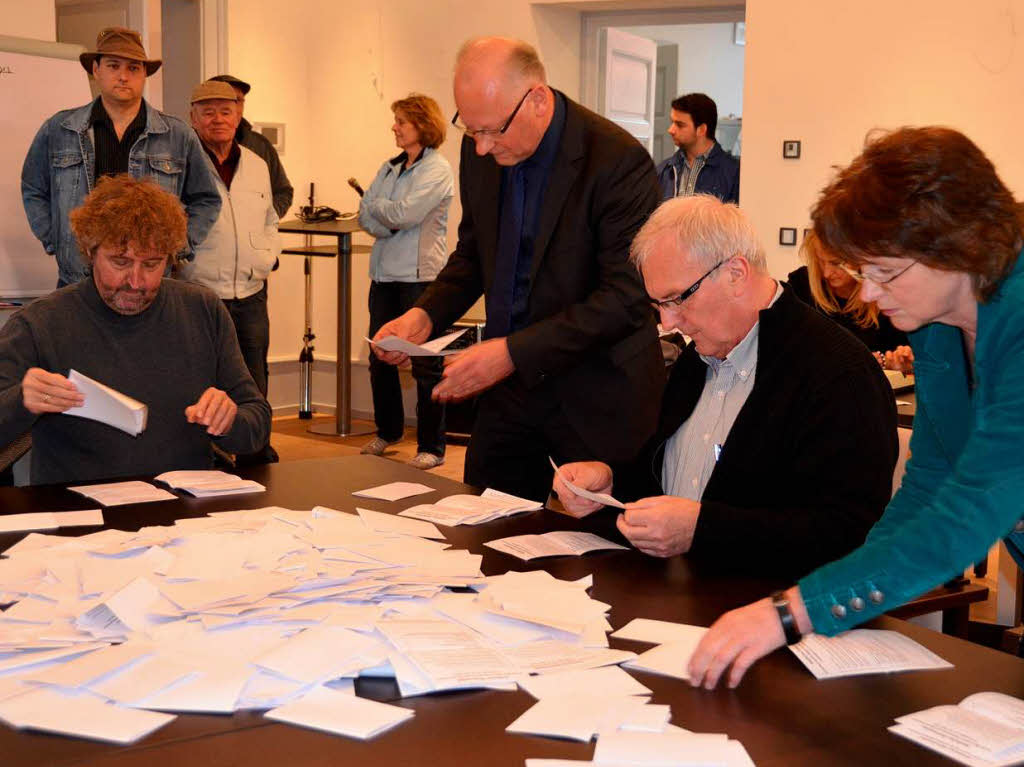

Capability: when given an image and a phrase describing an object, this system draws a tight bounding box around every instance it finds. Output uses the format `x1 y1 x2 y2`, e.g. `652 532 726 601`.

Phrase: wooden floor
271 415 467 485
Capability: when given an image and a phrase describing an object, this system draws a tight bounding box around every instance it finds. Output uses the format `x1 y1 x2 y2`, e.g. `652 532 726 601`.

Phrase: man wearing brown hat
181 80 281 464
21 26 220 287
210 74 293 218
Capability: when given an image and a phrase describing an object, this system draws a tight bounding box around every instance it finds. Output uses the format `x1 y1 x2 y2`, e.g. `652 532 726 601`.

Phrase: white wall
619 22 744 118
743 0 1024 279
1 1 55 40
228 0 582 416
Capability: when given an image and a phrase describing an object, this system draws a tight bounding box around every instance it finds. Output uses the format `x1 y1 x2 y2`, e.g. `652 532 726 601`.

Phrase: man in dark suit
372 37 665 500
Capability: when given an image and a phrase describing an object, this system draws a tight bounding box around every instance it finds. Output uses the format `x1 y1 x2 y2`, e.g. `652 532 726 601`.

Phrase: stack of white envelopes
0 504 636 744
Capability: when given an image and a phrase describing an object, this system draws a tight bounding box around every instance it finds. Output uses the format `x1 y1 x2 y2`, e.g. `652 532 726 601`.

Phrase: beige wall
2 1 55 40
228 0 582 415
743 0 1024 279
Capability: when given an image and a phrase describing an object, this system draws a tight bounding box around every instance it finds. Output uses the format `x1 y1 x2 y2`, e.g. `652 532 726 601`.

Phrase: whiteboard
0 36 90 297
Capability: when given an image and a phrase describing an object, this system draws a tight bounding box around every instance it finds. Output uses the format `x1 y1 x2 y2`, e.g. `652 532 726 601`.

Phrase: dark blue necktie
485 166 524 339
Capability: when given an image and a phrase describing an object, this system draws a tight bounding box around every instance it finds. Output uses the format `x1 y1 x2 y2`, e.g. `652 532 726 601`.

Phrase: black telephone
296 205 341 223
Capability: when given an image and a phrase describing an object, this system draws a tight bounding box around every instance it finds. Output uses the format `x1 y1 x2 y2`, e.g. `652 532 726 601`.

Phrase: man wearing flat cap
21 26 221 287
210 74 294 218
181 79 281 463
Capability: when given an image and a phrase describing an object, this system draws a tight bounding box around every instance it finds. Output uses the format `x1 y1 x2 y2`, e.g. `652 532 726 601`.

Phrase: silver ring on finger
43 393 51 403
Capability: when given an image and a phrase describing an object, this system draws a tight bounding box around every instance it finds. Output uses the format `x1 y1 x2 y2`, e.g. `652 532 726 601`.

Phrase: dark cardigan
614 285 898 580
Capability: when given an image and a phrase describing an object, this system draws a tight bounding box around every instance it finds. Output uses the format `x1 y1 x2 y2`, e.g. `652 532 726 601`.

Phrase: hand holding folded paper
63 369 148 436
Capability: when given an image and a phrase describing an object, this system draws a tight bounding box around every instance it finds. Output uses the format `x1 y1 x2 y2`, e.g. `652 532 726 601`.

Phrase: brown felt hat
79 27 162 76
189 79 239 105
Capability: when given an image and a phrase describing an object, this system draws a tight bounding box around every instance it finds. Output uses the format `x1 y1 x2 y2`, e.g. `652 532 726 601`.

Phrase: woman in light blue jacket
359 94 454 470
687 127 1024 689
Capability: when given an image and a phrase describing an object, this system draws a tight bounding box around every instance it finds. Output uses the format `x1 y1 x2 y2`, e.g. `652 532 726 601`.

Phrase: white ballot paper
593 728 755 767
0 509 103 533
612 619 708 647
518 666 651 700
889 692 1024 767
789 629 953 679
265 685 414 740
507 694 669 742
550 458 625 509
485 531 627 561
68 481 176 506
0 686 174 744
63 369 148 436
622 634 708 682
352 482 436 502
368 328 468 357
154 470 265 497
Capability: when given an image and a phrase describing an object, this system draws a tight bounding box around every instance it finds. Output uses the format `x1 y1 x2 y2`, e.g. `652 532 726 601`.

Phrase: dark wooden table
3 455 1023 766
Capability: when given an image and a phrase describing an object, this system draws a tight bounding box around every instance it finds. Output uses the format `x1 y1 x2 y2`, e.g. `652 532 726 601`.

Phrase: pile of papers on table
0 504 636 744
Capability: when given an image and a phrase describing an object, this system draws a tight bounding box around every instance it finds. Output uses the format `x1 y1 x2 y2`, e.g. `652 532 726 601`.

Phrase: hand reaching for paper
22 367 84 414
185 387 238 436
687 587 812 689
432 338 515 403
371 308 433 366
617 496 702 557
553 461 615 518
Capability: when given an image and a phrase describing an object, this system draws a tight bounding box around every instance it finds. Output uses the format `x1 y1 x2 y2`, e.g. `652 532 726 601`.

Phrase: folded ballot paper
485 531 627 561
155 470 265 498
63 369 148 436
890 692 1024 766
789 629 952 679
367 327 468 357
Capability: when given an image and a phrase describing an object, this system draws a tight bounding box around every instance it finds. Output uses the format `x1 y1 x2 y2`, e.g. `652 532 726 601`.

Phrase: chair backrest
892 426 912 497
0 431 31 474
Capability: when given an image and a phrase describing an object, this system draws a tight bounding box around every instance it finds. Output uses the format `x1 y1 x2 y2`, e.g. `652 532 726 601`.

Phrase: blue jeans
368 280 445 456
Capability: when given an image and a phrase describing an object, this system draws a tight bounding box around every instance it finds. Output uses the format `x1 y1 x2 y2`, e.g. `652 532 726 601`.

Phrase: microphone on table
347 177 365 197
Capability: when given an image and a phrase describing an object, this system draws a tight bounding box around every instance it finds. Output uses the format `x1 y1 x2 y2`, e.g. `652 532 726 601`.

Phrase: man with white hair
555 195 898 578
372 37 665 501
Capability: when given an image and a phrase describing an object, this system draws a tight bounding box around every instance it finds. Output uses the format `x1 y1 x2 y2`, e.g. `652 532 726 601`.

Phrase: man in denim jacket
20 27 220 287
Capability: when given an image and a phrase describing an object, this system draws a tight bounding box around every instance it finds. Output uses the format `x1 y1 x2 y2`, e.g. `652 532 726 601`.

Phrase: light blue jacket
21 98 221 285
358 146 453 283
801 251 1024 635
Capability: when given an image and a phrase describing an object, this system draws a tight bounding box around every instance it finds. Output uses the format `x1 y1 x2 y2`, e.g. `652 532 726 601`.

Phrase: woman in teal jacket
687 126 1024 689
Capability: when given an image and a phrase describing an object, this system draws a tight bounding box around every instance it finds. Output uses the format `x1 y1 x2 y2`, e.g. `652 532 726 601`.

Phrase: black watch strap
771 590 802 645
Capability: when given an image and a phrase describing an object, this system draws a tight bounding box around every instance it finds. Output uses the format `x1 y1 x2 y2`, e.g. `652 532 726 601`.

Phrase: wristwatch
771 590 802 645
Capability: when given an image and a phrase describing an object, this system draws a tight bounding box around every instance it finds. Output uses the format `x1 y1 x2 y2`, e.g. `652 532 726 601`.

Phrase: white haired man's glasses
650 260 726 310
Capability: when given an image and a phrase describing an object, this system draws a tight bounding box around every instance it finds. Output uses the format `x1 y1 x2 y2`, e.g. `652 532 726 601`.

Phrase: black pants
464 375 593 501
368 280 445 456
223 284 270 398
223 284 276 462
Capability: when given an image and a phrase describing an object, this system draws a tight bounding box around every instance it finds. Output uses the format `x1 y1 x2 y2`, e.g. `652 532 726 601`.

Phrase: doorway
582 7 746 166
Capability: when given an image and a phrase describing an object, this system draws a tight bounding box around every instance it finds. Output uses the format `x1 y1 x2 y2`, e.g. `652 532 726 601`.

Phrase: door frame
580 5 745 111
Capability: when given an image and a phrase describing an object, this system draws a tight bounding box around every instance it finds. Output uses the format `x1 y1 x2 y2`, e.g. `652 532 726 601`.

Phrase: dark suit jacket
417 92 665 461
615 286 898 579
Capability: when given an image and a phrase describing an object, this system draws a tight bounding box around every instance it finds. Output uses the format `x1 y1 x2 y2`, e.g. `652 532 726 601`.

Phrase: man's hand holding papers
21 367 84 414
617 496 701 558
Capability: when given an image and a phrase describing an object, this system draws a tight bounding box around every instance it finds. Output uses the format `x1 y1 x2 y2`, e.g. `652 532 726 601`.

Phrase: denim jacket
21 98 221 285
655 141 740 204
800 250 1024 635
358 146 453 283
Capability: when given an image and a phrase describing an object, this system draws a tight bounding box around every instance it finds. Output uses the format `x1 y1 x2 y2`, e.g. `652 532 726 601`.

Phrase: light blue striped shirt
662 282 783 500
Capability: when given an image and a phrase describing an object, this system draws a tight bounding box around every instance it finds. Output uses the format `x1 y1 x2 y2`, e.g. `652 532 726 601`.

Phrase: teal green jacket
800 252 1024 635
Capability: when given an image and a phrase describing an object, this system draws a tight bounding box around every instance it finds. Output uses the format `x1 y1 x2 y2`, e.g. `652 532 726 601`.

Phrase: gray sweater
0 278 271 485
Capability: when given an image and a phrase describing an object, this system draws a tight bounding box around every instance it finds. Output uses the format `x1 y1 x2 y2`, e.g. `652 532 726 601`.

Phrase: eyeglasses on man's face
451 87 535 139
840 260 917 286
650 260 726 310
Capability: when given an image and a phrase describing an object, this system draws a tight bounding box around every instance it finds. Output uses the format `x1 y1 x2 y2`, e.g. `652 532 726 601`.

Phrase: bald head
452 36 554 166
455 37 546 94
